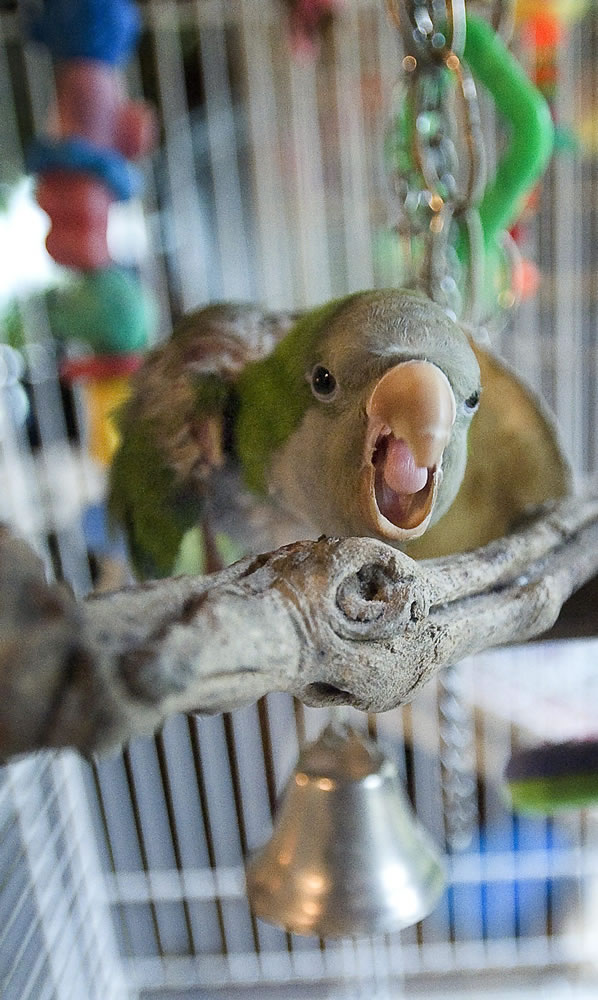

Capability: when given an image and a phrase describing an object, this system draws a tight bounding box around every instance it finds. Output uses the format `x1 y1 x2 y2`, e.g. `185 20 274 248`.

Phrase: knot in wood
335 556 427 640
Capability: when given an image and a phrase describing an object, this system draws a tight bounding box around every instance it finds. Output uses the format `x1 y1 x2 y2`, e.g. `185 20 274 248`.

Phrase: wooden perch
2 491 598 761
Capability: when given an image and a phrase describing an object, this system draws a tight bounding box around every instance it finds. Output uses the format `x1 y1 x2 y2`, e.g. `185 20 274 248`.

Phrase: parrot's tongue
373 435 433 529
382 437 428 493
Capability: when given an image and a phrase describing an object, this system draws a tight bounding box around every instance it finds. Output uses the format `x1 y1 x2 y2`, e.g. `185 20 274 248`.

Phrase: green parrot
108 288 568 579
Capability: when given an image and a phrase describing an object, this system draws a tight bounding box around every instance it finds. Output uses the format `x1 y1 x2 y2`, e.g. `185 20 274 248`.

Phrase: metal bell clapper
246 719 446 938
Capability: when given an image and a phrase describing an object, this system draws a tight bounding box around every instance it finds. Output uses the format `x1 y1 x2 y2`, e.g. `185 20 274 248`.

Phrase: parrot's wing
108 304 300 578
406 340 572 559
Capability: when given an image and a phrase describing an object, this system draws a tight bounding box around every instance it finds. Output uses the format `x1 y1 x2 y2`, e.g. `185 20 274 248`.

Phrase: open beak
363 360 456 539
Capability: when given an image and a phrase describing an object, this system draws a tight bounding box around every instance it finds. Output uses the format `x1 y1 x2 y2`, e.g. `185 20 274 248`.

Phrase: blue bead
27 136 141 202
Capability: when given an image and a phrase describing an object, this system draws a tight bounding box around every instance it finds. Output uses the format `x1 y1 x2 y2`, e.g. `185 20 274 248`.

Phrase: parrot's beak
363 360 456 539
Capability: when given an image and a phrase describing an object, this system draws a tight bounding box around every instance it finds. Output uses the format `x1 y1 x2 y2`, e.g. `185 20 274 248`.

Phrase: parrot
108 288 569 579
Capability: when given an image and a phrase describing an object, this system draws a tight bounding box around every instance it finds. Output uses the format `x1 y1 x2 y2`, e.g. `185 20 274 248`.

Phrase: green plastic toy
506 740 598 813
458 14 554 308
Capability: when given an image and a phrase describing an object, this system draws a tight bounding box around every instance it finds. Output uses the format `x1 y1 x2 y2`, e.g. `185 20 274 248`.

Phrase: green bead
47 267 157 353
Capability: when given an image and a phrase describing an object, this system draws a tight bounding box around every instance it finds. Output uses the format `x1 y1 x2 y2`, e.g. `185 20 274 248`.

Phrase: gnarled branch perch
2 491 598 760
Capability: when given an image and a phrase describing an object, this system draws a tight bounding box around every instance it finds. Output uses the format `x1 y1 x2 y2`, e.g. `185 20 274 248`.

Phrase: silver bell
246 722 445 937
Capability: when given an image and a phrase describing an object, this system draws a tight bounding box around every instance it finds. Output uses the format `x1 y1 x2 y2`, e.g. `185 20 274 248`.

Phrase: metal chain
387 0 467 61
385 2 488 848
385 0 486 321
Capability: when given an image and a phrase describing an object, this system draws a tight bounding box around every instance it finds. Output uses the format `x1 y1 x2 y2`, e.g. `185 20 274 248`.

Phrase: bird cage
2 1 598 997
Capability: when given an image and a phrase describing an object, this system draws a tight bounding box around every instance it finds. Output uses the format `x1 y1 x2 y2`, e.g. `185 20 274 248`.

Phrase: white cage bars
2 0 598 997
0 753 132 1000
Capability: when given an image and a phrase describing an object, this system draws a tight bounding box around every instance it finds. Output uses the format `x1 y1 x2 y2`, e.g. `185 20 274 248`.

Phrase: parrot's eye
464 390 481 412
310 365 338 400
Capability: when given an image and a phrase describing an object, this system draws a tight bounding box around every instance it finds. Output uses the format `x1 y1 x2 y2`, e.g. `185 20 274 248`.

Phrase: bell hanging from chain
246 720 445 938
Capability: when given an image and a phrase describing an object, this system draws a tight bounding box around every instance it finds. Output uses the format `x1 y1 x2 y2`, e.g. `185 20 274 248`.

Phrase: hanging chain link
386 0 467 61
385 0 487 321
385 3 491 849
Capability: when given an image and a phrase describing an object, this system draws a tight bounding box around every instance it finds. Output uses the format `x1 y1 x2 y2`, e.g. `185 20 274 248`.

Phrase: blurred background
2 0 598 997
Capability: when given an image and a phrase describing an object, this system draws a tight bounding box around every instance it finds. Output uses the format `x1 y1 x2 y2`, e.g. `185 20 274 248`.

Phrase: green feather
235 295 358 493
109 415 201 579
109 358 235 578
191 372 230 414
172 526 247 576
172 526 207 576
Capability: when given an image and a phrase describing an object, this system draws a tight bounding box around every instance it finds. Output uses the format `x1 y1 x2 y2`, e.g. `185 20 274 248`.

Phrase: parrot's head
237 289 482 545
